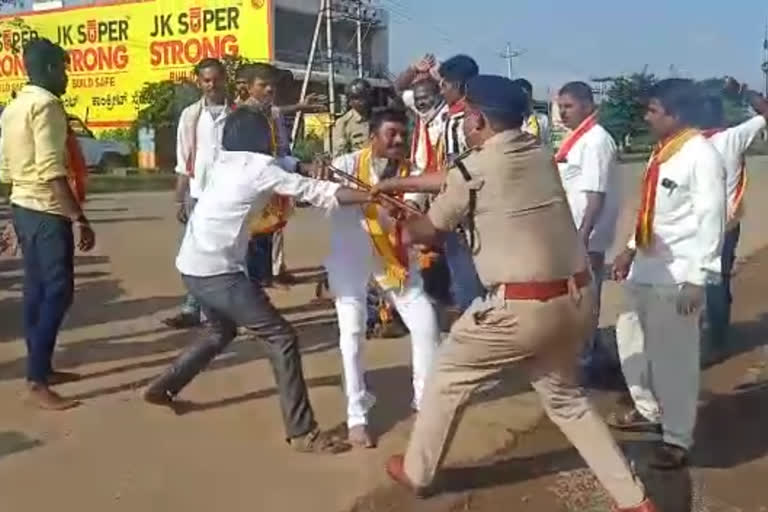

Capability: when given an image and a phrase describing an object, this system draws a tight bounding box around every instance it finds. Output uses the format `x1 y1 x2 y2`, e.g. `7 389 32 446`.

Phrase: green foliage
599 73 657 147
132 80 199 129
292 133 324 163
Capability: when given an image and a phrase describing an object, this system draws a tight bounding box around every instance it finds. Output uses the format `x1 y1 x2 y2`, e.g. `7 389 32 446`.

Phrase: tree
599 72 657 148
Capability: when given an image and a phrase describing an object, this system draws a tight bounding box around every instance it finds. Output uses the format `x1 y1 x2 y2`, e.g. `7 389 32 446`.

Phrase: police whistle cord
326 164 422 216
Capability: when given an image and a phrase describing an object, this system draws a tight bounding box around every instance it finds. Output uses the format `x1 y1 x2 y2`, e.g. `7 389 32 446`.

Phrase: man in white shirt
696 78 768 362
144 108 371 454
556 81 620 379
325 108 441 448
610 79 726 469
164 58 229 329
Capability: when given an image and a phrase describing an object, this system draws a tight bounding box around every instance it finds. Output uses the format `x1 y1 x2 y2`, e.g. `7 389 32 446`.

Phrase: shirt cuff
275 156 300 173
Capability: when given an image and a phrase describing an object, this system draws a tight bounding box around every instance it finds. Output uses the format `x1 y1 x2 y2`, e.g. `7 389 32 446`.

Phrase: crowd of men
2 36 768 511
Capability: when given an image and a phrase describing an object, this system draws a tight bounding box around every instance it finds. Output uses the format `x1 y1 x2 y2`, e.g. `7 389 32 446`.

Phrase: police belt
497 270 591 302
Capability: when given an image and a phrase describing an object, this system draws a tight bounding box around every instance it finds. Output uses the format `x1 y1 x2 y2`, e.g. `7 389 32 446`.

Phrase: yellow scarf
525 114 540 138
249 113 294 235
635 128 698 249
356 145 411 289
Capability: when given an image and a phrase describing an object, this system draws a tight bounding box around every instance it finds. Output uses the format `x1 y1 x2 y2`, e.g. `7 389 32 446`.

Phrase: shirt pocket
654 173 688 217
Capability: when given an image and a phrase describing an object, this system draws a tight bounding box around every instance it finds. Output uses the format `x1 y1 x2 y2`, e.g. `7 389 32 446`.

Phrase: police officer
331 78 373 156
382 75 657 512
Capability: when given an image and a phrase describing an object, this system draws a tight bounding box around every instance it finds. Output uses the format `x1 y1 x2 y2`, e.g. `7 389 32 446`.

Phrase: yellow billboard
0 0 273 129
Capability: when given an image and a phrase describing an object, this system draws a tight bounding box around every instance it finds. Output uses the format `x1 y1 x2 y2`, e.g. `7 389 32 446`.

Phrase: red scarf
410 117 437 173
555 112 598 163
65 127 87 203
635 128 698 249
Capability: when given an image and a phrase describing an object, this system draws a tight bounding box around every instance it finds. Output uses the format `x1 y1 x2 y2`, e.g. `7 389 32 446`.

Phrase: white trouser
333 282 440 427
616 283 700 449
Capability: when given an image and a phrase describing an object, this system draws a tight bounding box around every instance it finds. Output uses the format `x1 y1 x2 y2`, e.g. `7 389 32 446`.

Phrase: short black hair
511 78 533 96
438 54 479 84
369 107 408 134
695 94 725 130
194 58 226 77
347 78 372 97
648 78 701 124
222 107 273 154
558 81 594 105
235 62 278 84
466 77 528 131
412 78 440 96
22 38 67 83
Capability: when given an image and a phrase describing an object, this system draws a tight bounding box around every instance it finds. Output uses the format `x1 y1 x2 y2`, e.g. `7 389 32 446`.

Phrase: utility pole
325 0 337 154
355 0 363 78
499 42 524 79
290 0 325 148
762 23 768 97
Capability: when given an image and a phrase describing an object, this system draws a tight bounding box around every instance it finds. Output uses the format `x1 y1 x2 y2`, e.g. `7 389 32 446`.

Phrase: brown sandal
607 409 662 433
290 428 351 455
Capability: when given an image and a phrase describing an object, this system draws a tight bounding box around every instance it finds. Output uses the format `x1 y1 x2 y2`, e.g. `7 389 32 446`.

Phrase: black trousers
147 272 316 439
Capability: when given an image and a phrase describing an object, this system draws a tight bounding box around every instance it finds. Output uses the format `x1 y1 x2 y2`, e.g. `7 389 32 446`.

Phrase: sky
379 0 768 100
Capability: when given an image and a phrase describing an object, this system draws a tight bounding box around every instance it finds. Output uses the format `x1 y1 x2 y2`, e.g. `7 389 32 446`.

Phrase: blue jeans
11 205 74 384
246 234 273 283
443 231 485 312
706 223 741 351
581 252 607 373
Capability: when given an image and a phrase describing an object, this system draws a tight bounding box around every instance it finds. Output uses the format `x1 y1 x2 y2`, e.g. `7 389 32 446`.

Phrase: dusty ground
1 157 767 512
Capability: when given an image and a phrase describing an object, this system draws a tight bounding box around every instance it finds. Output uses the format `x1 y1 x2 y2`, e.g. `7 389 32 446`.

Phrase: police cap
466 74 528 125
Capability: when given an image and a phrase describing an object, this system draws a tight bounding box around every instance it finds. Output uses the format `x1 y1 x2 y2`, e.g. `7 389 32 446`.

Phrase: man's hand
370 178 400 197
176 203 188 224
676 283 705 316
414 54 436 74
305 92 328 106
577 227 591 251
612 248 636 282
723 76 746 97
0 223 17 255
76 221 95 252
311 153 333 180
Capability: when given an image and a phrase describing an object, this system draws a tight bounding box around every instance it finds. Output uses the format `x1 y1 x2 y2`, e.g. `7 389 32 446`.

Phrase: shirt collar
21 84 60 102
481 129 538 151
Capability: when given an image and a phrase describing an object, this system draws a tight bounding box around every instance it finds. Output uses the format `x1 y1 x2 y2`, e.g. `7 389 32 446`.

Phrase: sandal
649 442 688 470
290 428 351 455
162 313 202 329
607 409 662 433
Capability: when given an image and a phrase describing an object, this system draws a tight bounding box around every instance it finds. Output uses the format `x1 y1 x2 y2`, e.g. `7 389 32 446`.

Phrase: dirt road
1 158 767 512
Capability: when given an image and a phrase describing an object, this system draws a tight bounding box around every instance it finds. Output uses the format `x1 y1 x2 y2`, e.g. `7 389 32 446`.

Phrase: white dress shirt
176 152 340 277
175 99 229 199
628 135 726 287
707 115 766 215
325 151 424 291
557 123 620 253
402 90 448 171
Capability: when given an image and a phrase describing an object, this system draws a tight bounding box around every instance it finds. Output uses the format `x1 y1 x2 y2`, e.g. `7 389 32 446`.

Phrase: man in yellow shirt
0 38 95 410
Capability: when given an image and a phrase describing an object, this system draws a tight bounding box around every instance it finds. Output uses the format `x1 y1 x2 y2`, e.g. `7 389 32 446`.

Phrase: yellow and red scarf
250 113 295 235
356 145 411 289
635 128 699 249
702 128 747 225
555 112 598 163
65 127 87 203
410 116 438 173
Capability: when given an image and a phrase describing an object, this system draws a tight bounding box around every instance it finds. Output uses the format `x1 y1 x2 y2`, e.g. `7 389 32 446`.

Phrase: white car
67 116 132 171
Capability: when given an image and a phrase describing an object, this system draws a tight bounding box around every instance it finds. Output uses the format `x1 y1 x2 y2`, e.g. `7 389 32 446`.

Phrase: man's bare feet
26 383 79 410
47 371 82 386
348 424 376 448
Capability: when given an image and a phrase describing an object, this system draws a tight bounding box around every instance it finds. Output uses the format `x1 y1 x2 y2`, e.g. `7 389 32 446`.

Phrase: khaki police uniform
331 108 370 156
402 130 645 508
